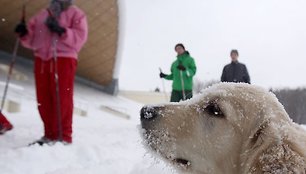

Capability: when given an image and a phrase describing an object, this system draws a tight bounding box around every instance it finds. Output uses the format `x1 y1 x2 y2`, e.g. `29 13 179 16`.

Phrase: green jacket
165 52 197 90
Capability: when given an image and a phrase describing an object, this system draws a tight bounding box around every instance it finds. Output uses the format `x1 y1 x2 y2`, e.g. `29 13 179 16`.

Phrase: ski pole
159 67 168 101
179 70 186 101
47 7 63 142
0 3 26 112
47 10 62 141
52 37 63 142
0 40 20 112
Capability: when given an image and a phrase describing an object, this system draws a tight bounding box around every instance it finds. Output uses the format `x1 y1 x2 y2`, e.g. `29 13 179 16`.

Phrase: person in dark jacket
160 43 197 102
221 49 250 84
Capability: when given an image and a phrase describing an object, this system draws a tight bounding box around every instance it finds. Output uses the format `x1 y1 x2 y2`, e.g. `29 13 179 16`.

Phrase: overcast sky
118 0 306 91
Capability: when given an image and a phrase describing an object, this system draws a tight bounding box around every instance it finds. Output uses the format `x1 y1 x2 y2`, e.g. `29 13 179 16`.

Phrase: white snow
0 81 24 91
2 73 306 174
0 76 174 174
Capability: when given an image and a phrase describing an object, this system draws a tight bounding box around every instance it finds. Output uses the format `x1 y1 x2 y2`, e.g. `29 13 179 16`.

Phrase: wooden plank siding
0 0 119 86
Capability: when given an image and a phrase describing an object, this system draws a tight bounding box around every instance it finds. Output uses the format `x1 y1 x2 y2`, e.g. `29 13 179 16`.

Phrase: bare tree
271 88 306 124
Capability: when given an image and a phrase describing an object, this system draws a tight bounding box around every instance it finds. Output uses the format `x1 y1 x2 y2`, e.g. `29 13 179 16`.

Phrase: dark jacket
221 61 250 84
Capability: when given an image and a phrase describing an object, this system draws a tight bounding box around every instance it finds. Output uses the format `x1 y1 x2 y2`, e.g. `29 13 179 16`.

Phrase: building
0 0 121 95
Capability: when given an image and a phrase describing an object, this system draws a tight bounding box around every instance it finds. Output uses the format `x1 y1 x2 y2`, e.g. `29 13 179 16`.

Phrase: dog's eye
204 102 224 117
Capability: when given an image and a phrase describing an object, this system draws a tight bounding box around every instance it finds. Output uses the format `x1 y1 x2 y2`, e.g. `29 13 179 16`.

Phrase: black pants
170 90 193 102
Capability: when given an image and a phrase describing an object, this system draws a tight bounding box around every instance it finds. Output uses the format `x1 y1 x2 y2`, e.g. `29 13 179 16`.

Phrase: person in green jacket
159 43 197 102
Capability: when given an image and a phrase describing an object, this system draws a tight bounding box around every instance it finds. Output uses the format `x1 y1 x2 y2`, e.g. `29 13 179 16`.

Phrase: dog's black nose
140 106 159 121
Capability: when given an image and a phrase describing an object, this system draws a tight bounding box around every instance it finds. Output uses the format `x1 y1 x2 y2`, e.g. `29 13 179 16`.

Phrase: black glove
159 72 168 78
45 16 66 36
15 21 28 37
177 64 186 71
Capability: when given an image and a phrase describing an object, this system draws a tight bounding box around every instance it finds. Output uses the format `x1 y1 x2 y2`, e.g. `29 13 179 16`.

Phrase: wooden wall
0 0 119 86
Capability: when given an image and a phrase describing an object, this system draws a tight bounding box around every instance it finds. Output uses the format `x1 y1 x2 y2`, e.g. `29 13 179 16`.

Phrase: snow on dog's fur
140 83 306 174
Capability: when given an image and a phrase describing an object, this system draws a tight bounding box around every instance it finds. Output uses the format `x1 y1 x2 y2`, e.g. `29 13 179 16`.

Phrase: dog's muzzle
140 106 193 170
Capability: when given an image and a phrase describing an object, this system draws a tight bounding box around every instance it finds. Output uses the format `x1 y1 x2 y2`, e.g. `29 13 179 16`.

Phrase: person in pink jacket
15 0 88 145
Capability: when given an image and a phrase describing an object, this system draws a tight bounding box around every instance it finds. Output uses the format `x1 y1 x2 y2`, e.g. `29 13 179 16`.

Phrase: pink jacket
21 5 88 60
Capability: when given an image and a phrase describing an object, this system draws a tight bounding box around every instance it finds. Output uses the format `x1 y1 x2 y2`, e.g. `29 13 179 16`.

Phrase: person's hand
45 16 66 36
159 72 167 78
177 64 186 71
14 22 28 37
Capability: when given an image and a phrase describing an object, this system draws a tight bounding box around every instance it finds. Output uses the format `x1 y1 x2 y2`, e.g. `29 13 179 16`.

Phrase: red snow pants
34 57 77 143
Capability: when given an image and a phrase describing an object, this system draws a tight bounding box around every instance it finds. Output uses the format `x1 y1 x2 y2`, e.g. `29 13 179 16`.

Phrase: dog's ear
249 143 306 173
244 122 306 173
248 120 270 149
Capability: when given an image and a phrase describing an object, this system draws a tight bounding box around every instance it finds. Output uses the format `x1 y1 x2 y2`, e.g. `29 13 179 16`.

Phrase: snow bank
0 80 173 174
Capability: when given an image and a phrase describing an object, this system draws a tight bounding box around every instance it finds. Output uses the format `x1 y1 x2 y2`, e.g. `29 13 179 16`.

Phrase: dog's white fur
141 83 306 174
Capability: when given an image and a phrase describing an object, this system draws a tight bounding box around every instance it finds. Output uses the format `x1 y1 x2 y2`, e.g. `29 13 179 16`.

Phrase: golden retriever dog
140 83 306 174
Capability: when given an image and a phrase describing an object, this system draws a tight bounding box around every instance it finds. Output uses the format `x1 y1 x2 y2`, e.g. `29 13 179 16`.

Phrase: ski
100 105 130 120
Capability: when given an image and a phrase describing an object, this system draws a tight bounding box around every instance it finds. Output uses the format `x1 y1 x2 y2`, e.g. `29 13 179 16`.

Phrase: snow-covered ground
0 63 174 174
2 65 306 174
1 58 306 174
